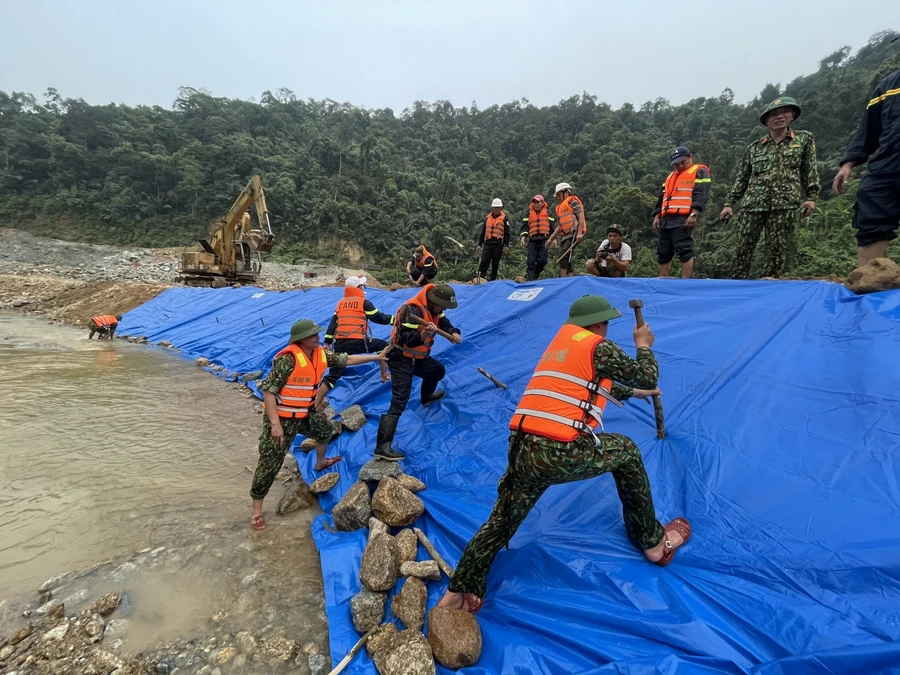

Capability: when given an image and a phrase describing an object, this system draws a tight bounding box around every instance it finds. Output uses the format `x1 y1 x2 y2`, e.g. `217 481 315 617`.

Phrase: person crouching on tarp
437 294 691 614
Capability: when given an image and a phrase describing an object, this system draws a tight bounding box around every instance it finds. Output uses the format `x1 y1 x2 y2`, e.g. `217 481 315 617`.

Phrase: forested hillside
1 31 898 280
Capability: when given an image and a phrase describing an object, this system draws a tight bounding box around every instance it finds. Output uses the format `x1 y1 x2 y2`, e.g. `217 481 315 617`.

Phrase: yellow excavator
177 175 276 287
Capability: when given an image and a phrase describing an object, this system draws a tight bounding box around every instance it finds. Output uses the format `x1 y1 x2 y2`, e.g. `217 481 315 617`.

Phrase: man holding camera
585 225 632 277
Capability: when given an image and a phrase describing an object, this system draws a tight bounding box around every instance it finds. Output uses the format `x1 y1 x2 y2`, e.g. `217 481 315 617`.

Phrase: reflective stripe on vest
527 206 551 237
273 344 328 419
391 284 437 360
555 196 584 236
416 246 438 269
509 324 617 442
661 163 708 217
485 213 505 241
334 286 368 340
91 315 118 327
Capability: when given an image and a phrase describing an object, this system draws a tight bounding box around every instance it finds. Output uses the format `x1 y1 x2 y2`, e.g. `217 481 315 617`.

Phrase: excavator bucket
246 230 275 252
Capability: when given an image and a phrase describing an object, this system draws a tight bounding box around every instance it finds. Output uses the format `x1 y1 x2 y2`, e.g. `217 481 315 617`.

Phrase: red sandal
655 517 692 567
463 593 483 614
250 514 267 531
315 456 342 472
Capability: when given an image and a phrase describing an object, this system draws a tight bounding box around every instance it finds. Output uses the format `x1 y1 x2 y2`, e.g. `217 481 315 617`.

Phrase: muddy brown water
0 313 328 658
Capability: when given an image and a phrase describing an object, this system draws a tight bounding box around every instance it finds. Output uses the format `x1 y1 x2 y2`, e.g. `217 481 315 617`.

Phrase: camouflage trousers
249 412 334 500
448 431 665 598
730 209 799 279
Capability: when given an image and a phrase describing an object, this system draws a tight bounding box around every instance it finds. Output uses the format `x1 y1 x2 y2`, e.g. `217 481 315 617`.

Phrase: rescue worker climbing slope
546 183 586 277
373 284 462 462
520 195 555 280
437 295 691 615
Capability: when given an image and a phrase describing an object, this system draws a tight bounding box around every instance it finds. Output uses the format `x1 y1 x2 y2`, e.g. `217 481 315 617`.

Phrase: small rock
283 453 299 475
276 479 316 515
235 631 257 656
39 590 52 604
47 602 66 620
210 365 225 372
339 404 367 431
0 645 15 660
427 606 483 669
847 257 900 294
256 635 298 664
38 572 71 593
241 370 262 382
359 459 403 483
84 614 106 642
395 529 418 564
158 340 173 348
215 647 236 664
332 481 372 531
308 653 328 675
392 577 427 631
105 619 130 636
350 587 387 633
242 571 260 586
369 516 389 541
372 477 425 526
396 474 426 493
299 437 316 452
42 620 70 641
366 623 399 658
360 532 399 592
303 641 320 655
211 609 228 623
196 357 211 367
118 590 134 616
10 623 32 645
61 588 90 609
310 473 340 493
373 629 436 675
35 598 62 615
90 592 120 617
399 560 441 581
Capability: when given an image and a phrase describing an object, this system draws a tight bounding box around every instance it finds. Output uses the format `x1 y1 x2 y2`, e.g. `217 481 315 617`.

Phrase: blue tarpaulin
120 278 900 674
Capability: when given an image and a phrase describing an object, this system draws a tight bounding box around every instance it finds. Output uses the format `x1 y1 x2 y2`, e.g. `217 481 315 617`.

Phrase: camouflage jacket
595 342 658 402
725 129 820 212
262 349 347 394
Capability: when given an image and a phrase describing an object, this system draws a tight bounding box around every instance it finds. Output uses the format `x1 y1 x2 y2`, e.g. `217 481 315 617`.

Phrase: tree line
1 30 898 282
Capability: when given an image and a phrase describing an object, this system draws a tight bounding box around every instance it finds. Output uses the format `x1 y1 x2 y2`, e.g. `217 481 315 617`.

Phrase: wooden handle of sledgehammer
400 307 455 341
628 300 666 439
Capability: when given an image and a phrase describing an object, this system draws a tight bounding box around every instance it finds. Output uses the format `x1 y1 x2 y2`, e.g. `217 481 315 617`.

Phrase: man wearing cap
374 283 462 462
437 294 690 615
317 275 393 408
476 199 511 282
546 182 586 277
520 195 555 280
407 245 438 286
720 97 820 279
88 314 123 340
585 225 632 278
250 319 387 530
652 147 711 279
833 48 900 266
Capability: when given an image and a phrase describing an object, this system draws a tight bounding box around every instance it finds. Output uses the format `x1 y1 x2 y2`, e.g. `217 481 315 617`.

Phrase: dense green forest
2 31 899 280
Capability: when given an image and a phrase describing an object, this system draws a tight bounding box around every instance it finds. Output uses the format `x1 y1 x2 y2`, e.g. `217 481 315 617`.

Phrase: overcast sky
1 0 896 112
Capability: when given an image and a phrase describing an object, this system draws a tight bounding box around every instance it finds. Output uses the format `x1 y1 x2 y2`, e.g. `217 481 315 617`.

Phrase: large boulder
392 577 427 631
359 459 403 483
332 481 372 531
310 473 340 494
395 529 418 565
427 606 483 669
360 533 399 592
339 404 368 431
373 629 435 675
396 474 426 493
399 560 440 581
276 480 316 515
372 477 425 526
350 587 387 633
846 257 900 294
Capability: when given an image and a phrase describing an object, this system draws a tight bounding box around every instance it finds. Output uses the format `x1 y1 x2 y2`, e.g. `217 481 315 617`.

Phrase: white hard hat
491 198 503 208
345 275 367 288
554 182 572 195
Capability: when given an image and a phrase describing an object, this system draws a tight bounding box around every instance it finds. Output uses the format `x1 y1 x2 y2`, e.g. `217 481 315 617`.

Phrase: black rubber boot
374 414 404 461
422 390 446 407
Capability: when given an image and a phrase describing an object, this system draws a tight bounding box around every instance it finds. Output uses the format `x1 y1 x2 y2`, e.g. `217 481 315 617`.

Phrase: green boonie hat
607 224 624 236
760 96 801 125
288 318 323 343
566 294 622 327
425 284 458 309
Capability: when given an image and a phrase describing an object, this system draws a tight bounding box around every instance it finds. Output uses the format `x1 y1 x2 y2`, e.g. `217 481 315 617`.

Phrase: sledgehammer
627 298 666 439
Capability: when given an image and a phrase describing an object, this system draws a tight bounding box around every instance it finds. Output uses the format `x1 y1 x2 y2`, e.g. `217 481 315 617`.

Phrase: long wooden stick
477 367 508 389
400 306 455 341
414 527 454 578
327 625 377 675
556 238 579 263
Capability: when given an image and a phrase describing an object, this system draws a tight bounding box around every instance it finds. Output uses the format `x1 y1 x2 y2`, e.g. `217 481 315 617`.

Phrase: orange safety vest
555 195 585 236
273 343 328 419
91 315 118 327
660 163 708 217
334 286 368 340
527 205 551 237
484 213 506 241
416 246 438 270
509 324 623 442
391 284 438 360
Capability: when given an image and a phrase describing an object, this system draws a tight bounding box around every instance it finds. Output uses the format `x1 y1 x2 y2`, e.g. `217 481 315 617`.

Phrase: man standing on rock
373 284 462 462
546 183 586 277
317 275 393 409
251 319 387 530
476 199 511 282
87 314 122 340
520 195 555 280
437 295 690 614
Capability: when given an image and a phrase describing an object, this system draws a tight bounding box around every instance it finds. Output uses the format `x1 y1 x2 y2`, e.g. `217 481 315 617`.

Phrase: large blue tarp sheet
120 278 900 674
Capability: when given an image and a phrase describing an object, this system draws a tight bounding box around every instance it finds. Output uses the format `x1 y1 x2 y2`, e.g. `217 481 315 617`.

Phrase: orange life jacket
660 163 709 217
415 246 438 269
555 195 585 236
527 204 551 237
484 213 506 241
273 343 328 419
509 324 622 442
334 286 367 340
91 315 118 327
391 285 437 360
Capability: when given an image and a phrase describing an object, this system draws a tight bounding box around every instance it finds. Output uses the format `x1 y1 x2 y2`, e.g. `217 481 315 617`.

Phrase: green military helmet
425 283 458 309
288 318 323 343
759 96 801 125
566 294 622 327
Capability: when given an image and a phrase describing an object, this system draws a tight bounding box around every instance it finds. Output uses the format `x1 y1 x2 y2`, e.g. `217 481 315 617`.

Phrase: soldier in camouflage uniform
720 97 820 279
437 295 692 614
250 318 386 530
